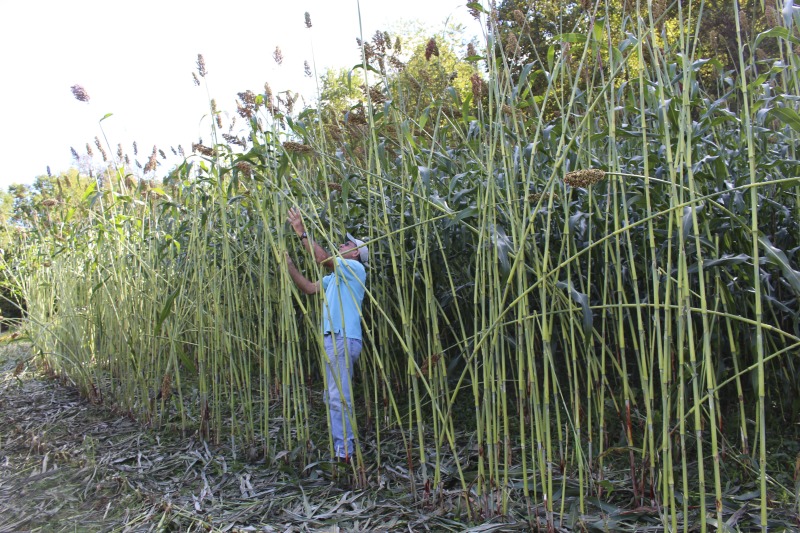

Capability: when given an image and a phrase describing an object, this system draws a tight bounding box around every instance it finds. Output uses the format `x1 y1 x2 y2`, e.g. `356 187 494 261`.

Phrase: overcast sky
0 0 482 190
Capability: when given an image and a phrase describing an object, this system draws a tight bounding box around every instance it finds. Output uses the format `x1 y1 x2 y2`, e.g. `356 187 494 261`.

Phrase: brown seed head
236 161 254 176
373 30 386 52
222 133 246 148
388 56 405 71
178 145 185 158
765 5 779 27
513 9 525 26
46 165 52 177
304 60 312 77
564 168 606 188
327 182 343 192
467 42 477 57
468 4 481 19
117 144 124 160
144 146 158 173
196 54 207 77
470 73 486 100
283 141 313 155
738 10 750 34
505 33 518 56
384 31 392 49
86 143 93 157
192 72 200 86
304 11 312 28
192 143 215 157
394 37 402 54
425 38 440 61
71 84 90 102
528 192 559 203
70 147 79 160
42 198 59 208
133 141 138 155
161 373 172 402
273 46 284 65
159 149 166 160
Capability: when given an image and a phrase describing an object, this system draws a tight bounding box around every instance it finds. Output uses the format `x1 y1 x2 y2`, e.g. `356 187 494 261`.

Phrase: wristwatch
299 232 308 240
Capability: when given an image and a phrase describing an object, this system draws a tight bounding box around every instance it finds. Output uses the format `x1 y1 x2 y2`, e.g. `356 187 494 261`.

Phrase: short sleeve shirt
321 258 366 340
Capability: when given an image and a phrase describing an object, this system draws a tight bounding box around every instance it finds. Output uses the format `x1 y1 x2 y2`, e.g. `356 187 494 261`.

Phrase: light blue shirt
321 258 366 340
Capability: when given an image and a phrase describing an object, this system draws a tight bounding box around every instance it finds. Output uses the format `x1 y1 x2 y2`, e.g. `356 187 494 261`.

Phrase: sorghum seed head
161 374 172 402
117 144 123 160
470 73 485 100
327 182 342 192
192 72 200 86
425 38 440 61
196 54 207 77
42 198 59 207
46 166 51 177
70 147 79 160
304 60 312 77
170 146 177 156
469 4 481 19
86 143 93 157
467 42 477 57
133 141 138 155
304 12 312 28
273 46 284 65
765 5 779 27
384 31 392 49
513 9 525 26
738 10 750 34
192 143 214 156
564 168 606 188
394 37 402 54
283 141 313 155
505 34 518 56
159 149 166 159
71 84 90 102
236 161 254 176
144 146 158 173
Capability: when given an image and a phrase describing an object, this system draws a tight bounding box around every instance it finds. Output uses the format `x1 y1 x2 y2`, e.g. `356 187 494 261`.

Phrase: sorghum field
2 1 800 531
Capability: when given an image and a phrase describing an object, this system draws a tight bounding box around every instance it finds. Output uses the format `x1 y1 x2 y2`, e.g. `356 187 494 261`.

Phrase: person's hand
287 207 305 235
285 252 294 266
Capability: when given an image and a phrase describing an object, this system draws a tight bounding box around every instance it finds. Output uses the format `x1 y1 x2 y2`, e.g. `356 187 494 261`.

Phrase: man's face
339 241 360 261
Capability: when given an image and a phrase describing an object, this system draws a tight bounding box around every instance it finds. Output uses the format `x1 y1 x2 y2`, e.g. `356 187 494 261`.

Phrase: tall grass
6 1 800 529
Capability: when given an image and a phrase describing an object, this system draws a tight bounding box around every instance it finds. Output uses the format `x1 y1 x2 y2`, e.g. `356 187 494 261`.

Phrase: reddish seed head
71 85 90 102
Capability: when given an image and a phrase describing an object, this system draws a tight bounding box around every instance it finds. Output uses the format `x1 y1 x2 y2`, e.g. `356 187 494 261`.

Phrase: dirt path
0 343 487 533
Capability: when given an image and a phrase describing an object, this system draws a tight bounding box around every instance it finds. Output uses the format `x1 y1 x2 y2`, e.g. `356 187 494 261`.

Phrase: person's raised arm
285 254 320 294
287 207 334 270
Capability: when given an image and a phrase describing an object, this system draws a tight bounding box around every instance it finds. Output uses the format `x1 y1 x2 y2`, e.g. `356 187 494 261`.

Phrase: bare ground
0 343 498 533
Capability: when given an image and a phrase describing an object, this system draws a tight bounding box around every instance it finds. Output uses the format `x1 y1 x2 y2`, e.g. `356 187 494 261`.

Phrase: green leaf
155 287 181 338
99 113 113 122
553 33 587 44
755 27 800 47
768 107 800 134
557 280 593 337
758 235 800 295
81 181 97 201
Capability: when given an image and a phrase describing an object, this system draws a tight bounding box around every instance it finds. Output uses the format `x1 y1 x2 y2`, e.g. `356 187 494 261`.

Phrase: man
285 207 368 462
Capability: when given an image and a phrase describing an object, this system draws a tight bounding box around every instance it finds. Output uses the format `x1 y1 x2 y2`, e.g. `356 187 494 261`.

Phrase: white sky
0 0 482 190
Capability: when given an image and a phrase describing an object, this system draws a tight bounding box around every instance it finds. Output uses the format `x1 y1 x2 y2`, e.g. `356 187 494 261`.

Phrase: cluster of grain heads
563 168 605 188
